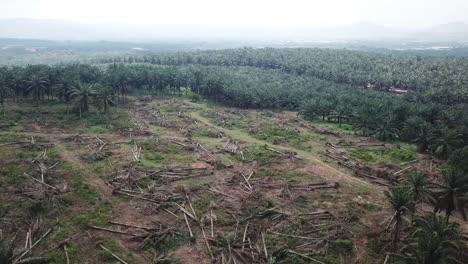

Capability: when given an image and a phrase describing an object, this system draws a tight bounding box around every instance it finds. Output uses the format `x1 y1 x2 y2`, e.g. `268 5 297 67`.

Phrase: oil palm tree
385 186 414 249
374 115 400 141
0 81 11 114
448 146 468 173
405 172 433 206
429 128 463 159
0 75 10 106
94 88 116 115
327 105 351 127
25 75 48 104
299 99 318 120
412 122 432 152
432 169 468 220
353 111 376 136
403 213 466 264
69 83 97 118
401 116 425 140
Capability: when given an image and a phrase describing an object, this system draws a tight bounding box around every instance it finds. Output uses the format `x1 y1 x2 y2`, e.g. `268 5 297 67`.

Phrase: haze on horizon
2 0 468 42
2 0 468 30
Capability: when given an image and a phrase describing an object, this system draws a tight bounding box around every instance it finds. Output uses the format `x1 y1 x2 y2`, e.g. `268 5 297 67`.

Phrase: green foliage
384 186 414 247
69 83 97 117
404 172 432 204
403 213 466 264
2 51 468 160
432 168 468 220
385 147 416 162
94 87 116 114
348 145 416 164
253 125 310 150
348 149 376 162
247 144 275 164
448 146 468 173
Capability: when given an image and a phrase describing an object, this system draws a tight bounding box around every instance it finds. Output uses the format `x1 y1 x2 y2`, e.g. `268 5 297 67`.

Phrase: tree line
1 58 468 169
98 47 468 103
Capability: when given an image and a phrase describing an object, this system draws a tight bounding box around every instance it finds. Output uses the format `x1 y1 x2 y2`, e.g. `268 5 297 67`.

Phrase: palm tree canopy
404 213 466 264
94 87 116 114
69 83 97 115
404 172 433 204
433 169 468 220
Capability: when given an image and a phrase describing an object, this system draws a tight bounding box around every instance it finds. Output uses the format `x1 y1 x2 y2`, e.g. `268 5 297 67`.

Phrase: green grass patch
315 121 354 133
348 144 417 164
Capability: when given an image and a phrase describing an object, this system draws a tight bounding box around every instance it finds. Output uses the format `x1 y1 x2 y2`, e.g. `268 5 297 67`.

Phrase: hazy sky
1 0 467 29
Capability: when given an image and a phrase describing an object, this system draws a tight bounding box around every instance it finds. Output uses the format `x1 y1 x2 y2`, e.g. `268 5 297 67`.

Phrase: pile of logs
112 188 183 206
314 126 341 137
63 134 88 144
109 165 140 189
144 167 213 183
169 140 217 161
322 143 394 186
90 221 182 252
9 227 52 264
290 182 339 191
221 139 254 161
150 109 169 127
264 146 302 161
131 109 150 131
111 165 213 188
21 148 68 199
298 210 337 221
0 136 53 150
132 143 142 162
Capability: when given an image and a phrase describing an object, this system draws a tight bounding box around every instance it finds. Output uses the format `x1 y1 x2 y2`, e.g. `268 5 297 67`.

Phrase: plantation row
98 47 468 103
0 62 467 168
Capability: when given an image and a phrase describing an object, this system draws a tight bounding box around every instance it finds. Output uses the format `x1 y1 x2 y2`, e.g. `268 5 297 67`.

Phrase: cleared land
0 97 453 263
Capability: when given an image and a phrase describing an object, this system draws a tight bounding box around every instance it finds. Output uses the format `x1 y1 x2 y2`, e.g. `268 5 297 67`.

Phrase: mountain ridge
0 18 467 42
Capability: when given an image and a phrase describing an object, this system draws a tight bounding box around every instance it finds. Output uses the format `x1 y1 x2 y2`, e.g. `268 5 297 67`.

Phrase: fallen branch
24 173 57 190
242 223 249 249
261 232 268 258
183 213 194 241
108 220 153 231
287 250 325 264
114 190 161 203
176 204 196 221
12 228 52 263
201 225 214 260
89 225 142 236
393 166 413 176
240 173 253 190
266 147 284 155
99 244 129 264
268 230 323 241
64 245 70 264
132 143 142 162
290 182 339 191
169 140 187 147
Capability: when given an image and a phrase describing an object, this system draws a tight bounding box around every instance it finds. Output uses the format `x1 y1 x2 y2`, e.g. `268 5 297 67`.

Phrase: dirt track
190 111 377 189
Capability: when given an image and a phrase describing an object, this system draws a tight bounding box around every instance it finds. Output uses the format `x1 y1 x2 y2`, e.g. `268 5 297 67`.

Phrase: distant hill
0 19 115 40
410 22 468 41
0 18 467 42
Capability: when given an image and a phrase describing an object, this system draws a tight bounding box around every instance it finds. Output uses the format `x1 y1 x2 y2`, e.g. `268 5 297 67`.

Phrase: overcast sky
1 0 467 29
